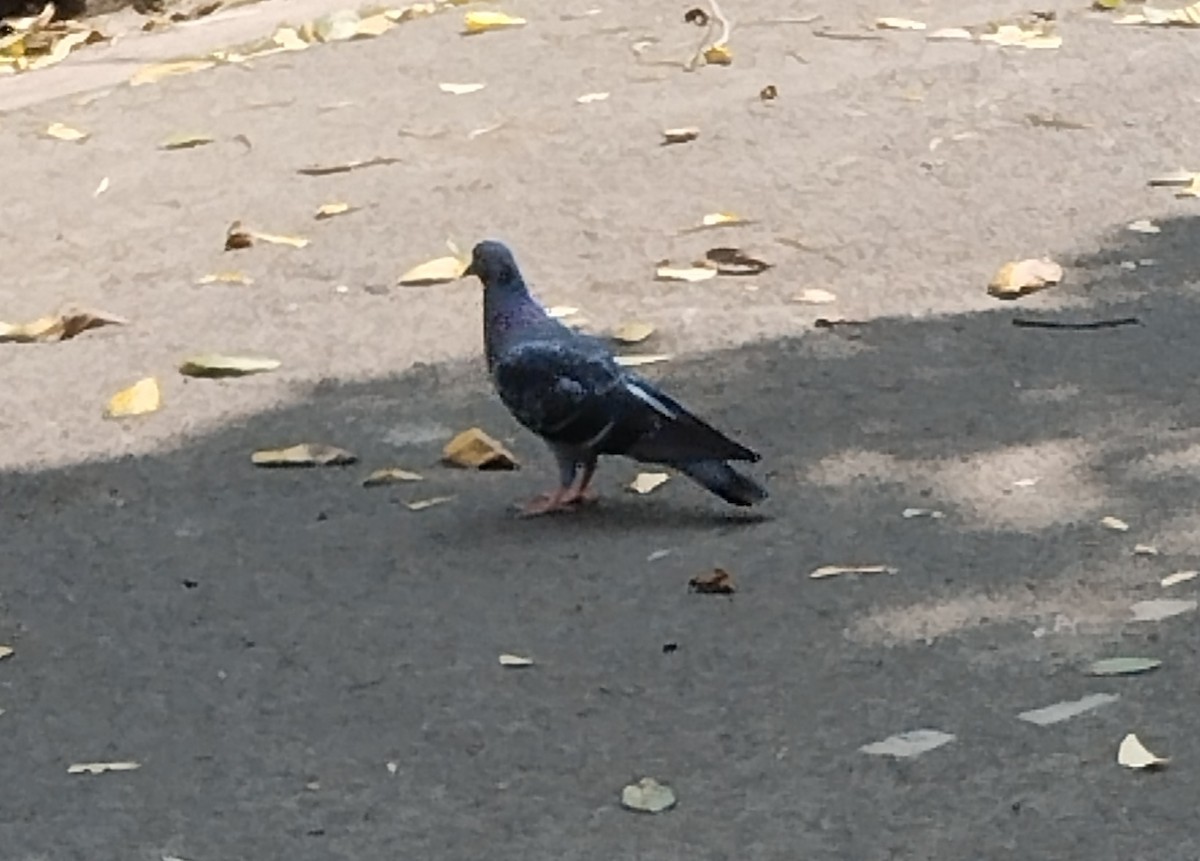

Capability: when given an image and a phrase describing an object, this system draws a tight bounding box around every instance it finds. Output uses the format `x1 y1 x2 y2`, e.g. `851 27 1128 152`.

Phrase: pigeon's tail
672 460 767 507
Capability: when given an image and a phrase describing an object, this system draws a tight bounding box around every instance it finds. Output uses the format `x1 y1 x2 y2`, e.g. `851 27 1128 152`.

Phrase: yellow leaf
196 271 253 285
362 467 424 487
628 472 670 494
251 443 357 467
926 27 974 41
28 29 98 70
105 377 162 419
0 307 126 343
611 322 655 344
439 82 486 95
703 43 733 64
45 122 88 142
654 264 717 282
271 26 310 51
442 428 519 470
159 133 214 150
987 258 1063 299
129 59 216 86
876 17 927 30
463 10 527 33
314 202 357 220
398 255 466 286
355 13 395 37
179 354 280 377
252 231 309 248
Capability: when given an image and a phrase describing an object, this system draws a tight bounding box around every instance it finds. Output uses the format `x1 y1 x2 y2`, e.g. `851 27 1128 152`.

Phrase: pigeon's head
463 240 522 289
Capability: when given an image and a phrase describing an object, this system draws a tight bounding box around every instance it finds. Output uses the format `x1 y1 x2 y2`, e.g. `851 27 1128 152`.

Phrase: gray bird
462 240 767 516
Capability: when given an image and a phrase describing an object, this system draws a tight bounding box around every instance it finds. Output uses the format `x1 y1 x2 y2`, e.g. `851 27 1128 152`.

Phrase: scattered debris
689 568 736 594
1088 657 1161 676
463 10 527 34
1017 693 1119 726
178 354 280 378
225 221 309 250
988 258 1064 299
791 288 837 305
860 729 955 758
196 271 253 285
810 564 896 579
406 495 454 511
105 377 162 419
0 645 13 660
1161 570 1198 588
611 322 656 344
1128 219 1161 234
1117 733 1168 769
902 507 945 519
315 202 357 220
129 59 216 87
1133 543 1159 557
498 653 534 667
296 156 402 176
443 428 519 470
654 263 717 282
1114 2 1200 27
439 82 486 95
93 176 110 197
759 84 778 101
251 444 357 468
705 247 771 276
1100 516 1130 532
0 307 126 343
621 777 677 813
68 761 141 775
1011 317 1140 331
398 255 467 286
363 468 424 487
44 122 88 142
159 133 214 150
629 472 670 494
1131 598 1198 622
661 127 700 145
576 91 610 104
876 17 926 30
614 354 671 367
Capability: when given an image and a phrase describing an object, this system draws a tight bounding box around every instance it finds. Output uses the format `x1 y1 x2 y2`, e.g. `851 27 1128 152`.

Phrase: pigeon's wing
613 374 760 464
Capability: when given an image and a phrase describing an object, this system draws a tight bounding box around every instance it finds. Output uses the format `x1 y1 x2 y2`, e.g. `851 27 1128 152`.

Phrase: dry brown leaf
1118 733 1168 769
662 127 700 145
129 59 216 86
628 472 670 494
251 443 357 468
439 82 486 95
0 307 126 343
314 202 357 220
407 495 454 511
463 10 527 33
614 354 671 367
611 322 656 344
296 156 401 176
876 17 927 30
105 377 162 419
45 122 88 142
178 354 280 378
67 761 141 775
159 133 214 150
398 255 466 286
810 564 897 579
196 271 253 285
689 567 736 594
362 467 424 487
443 428 519 470
987 258 1063 299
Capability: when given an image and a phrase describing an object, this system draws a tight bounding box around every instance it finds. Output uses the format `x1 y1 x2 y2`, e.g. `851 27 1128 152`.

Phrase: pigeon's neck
483 275 548 369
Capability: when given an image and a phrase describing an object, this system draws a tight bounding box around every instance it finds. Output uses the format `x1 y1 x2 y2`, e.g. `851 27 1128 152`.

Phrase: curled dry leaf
629 471 670 494
439 82 486 95
1161 570 1198 587
159 133 214 150
443 427 519 470
1100 515 1130 532
655 263 716 283
1147 168 1199 187
315 202 357 220
876 17 926 30
1088 657 1161 676
988 258 1063 299
251 443 357 468
0 307 127 344
178 354 280 378
662 127 700 145
810 564 896 579
68 761 141 775
225 221 309 250
45 122 88 142
296 156 401 176
689 567 736 594
621 777 677 813
611 322 655 344
1118 733 1168 769
576 91 610 104
407 495 454 511
792 289 838 305
463 10 527 33
363 467 423 487
398 256 466 286
105 377 162 419
614 354 671 368
498 653 534 667
705 247 772 275
196 271 253 285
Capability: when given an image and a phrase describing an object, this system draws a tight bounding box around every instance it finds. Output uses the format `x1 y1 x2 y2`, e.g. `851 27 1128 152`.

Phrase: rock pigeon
463 239 767 516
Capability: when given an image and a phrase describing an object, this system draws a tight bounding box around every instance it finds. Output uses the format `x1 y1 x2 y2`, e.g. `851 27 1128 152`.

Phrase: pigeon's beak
462 260 478 280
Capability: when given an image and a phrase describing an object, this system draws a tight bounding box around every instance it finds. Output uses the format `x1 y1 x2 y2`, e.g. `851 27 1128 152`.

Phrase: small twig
1011 317 1140 331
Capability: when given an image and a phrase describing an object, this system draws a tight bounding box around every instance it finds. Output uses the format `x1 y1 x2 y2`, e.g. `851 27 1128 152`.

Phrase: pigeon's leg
560 456 599 506
519 446 581 516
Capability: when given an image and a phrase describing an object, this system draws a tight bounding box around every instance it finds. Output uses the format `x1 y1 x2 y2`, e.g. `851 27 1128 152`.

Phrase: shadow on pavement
3 216 1200 859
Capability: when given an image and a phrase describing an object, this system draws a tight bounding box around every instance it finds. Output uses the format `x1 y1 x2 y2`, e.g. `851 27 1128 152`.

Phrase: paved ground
3 1 1200 858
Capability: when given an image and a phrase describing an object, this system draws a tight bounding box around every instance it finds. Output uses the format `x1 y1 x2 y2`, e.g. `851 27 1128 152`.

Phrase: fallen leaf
68 761 141 775
1100 516 1130 532
1133 543 1159 556
443 428 519 470
296 156 401 176
0 308 126 343
576 91 610 104
406 495 454 511
498 653 534 666
978 19 1062 49
810 564 896 579
628 472 669 494
314 202 357 220
355 12 395 37
791 288 838 305
1114 1 1200 26
93 176 109 197
129 59 216 86
196 271 253 285
1127 219 1161 234
860 729 955 758
1088 657 1161 676
463 10 527 33
105 377 162 419
1161 570 1198 587
654 263 717 282
363 468 423 487
45 122 88 142
546 306 580 319
0 645 13 660
662 127 700 145
988 258 1063 299
1131 598 1198 622
439 81 486 95
251 443 357 468
705 247 771 276
224 221 309 250
621 777 676 813
703 43 733 64
1177 177 1200 199
178 354 280 378
697 212 750 229
902 507 945 519
398 256 466 286
689 567 736 594
1017 693 1119 726
611 322 655 344
159 133 214 150
1147 168 1199 187
876 17 927 30
614 354 671 367
926 27 974 41
1118 733 1168 769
